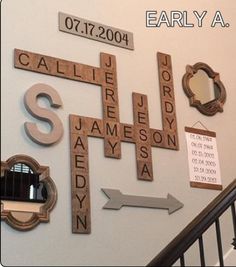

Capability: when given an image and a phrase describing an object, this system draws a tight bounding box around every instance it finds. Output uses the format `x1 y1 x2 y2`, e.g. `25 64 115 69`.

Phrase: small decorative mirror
182 62 226 116
1 155 57 231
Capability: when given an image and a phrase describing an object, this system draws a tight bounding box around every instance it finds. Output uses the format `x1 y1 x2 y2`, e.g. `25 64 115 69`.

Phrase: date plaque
59 12 134 50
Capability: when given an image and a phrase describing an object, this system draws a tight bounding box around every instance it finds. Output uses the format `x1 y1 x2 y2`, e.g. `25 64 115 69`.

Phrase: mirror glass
1 163 47 214
189 69 218 104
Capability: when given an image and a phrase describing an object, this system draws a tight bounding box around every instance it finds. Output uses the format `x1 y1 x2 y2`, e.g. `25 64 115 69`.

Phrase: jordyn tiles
146 11 230 28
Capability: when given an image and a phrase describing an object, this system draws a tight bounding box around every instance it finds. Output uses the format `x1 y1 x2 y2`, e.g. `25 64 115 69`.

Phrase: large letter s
24 83 63 145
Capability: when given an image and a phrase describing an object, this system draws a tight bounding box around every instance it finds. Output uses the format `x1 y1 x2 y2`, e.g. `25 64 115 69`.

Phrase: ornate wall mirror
182 63 226 116
1 155 57 231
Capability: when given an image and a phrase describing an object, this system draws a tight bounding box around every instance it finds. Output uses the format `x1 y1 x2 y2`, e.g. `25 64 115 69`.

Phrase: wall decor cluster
182 62 226 116
1 155 57 231
14 49 180 233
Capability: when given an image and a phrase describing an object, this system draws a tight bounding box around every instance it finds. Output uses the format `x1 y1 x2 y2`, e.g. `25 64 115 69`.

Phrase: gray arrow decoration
102 188 184 214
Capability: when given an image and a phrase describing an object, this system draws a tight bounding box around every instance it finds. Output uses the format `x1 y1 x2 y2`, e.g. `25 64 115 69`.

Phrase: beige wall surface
1 0 236 266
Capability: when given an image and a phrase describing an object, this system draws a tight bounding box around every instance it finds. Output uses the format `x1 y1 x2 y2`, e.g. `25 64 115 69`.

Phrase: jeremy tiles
146 11 230 28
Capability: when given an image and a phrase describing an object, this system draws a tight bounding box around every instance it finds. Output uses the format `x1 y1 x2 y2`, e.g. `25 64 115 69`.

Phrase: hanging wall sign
185 126 222 190
59 12 134 50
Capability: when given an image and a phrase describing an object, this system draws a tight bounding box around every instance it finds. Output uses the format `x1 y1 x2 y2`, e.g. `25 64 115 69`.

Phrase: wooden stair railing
147 179 236 266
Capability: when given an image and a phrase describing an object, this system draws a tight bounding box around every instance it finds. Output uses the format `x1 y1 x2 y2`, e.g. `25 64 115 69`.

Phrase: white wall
1 0 236 266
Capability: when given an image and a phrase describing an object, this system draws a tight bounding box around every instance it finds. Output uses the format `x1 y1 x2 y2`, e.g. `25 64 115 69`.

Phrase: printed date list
185 128 222 187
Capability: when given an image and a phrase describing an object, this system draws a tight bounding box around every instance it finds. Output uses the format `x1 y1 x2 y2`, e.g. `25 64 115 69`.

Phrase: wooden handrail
147 179 236 266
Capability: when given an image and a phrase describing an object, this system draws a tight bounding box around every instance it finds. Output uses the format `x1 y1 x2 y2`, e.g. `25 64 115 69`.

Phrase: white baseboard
215 247 236 266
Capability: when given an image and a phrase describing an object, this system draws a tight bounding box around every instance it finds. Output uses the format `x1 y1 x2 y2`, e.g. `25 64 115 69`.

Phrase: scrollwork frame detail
182 62 226 116
1 154 57 231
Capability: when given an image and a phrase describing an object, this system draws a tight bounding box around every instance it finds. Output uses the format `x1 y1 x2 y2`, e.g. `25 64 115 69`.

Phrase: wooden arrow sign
102 189 184 214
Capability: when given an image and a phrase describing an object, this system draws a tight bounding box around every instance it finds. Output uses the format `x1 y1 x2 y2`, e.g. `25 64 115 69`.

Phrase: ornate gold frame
1 154 57 231
182 63 226 116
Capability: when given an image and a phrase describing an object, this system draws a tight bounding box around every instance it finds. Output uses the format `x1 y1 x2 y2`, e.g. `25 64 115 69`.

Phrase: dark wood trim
147 179 236 266
185 126 216 137
190 181 222 191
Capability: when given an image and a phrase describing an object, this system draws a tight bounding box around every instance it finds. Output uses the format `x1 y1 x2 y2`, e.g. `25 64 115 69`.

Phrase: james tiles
146 11 229 28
